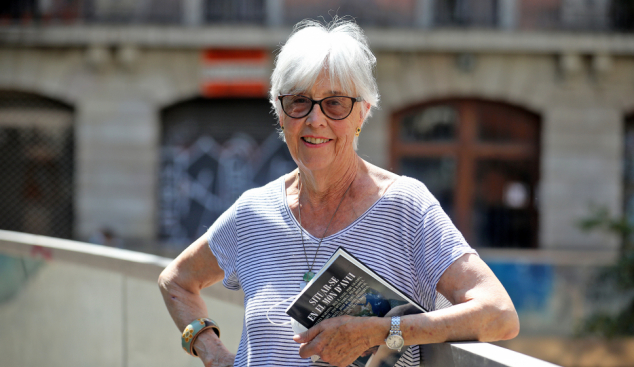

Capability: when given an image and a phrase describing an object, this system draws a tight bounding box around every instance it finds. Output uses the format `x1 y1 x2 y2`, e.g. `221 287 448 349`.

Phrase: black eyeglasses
278 94 360 120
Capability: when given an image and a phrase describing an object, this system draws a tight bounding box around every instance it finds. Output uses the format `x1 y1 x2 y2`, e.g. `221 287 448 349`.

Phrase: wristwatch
385 316 405 352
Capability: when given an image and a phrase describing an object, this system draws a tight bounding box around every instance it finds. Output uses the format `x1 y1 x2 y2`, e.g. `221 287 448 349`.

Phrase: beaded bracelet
181 318 220 356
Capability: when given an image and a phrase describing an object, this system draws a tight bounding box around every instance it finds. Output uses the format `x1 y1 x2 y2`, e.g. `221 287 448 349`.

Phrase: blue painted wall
486 262 554 312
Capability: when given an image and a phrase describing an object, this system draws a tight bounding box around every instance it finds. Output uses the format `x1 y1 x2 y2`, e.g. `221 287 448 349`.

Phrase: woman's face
280 72 368 175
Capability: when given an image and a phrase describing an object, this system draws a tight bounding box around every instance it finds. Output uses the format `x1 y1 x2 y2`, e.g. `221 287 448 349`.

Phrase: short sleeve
414 203 477 310
206 202 241 291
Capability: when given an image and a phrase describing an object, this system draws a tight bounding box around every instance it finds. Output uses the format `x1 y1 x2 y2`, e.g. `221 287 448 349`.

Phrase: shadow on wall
0 255 42 304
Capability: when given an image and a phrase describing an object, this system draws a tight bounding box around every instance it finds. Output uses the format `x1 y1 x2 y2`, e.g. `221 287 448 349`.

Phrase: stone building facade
1 5 633 253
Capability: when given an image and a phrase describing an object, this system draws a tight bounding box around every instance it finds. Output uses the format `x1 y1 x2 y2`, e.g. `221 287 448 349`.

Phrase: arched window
159 97 296 245
391 99 541 248
0 91 74 239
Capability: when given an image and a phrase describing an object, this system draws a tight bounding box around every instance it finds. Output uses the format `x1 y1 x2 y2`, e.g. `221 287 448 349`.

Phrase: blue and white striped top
207 175 476 367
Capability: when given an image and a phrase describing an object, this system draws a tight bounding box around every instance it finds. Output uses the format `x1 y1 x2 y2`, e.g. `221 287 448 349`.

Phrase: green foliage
577 206 634 337
583 302 634 338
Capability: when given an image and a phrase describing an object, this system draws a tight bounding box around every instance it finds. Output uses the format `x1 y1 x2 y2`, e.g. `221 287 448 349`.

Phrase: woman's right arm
158 234 236 367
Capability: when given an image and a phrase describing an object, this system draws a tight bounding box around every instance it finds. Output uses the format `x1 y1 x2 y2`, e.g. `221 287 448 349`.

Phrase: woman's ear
360 101 371 121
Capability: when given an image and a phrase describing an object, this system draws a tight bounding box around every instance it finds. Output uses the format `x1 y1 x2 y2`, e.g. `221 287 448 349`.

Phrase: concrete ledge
495 337 634 367
0 230 244 306
0 230 563 366
423 342 561 367
478 248 617 266
1 26 634 55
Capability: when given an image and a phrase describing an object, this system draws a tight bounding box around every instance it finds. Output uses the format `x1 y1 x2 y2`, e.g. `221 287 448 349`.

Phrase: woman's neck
298 156 360 207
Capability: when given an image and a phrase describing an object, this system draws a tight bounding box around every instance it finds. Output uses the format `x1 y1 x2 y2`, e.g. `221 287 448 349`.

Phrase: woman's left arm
295 253 519 366
402 252 519 343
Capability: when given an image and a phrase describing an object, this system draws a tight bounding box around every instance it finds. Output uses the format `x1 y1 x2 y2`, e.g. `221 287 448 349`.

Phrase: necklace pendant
303 271 315 282
300 271 315 290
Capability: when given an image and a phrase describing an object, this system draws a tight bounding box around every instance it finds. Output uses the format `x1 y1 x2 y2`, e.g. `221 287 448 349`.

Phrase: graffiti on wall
159 132 296 245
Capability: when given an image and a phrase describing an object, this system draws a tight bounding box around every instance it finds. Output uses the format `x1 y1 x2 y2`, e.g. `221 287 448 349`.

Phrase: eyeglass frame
278 94 361 121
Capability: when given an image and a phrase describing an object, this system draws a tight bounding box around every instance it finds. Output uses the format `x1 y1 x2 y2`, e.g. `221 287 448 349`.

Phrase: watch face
386 334 405 350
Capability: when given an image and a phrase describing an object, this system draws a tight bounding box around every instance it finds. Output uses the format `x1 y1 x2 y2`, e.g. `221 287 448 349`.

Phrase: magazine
286 247 428 367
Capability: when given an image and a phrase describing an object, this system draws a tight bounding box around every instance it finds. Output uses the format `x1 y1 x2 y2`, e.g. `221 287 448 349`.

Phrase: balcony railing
0 0 633 32
0 230 561 366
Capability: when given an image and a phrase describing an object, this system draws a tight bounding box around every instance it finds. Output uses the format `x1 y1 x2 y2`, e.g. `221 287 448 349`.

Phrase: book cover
286 247 428 367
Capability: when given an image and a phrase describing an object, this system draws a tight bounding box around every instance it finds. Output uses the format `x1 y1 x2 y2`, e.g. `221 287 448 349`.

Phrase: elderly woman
159 19 519 367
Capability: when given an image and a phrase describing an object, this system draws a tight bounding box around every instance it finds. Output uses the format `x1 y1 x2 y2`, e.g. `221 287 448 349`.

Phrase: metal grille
0 91 74 239
159 98 296 246
434 0 499 28
81 0 183 24
610 0 634 31
1 0 633 32
283 0 416 28
0 0 183 24
624 114 634 225
205 0 265 23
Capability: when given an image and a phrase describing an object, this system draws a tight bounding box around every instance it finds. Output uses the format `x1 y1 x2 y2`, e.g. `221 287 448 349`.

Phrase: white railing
421 342 560 367
0 230 241 303
0 230 559 367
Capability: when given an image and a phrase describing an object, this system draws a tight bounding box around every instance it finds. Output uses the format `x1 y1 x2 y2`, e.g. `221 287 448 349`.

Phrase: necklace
297 173 354 289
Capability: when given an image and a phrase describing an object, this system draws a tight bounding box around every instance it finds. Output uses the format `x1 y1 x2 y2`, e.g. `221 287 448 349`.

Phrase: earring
355 127 361 137
281 125 284 130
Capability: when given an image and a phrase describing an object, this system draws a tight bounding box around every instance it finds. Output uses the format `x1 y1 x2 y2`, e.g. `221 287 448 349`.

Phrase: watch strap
390 316 401 332
386 316 404 352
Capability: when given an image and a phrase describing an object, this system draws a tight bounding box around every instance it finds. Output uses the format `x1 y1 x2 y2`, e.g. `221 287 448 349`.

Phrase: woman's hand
159 234 234 366
293 315 388 367
194 330 236 367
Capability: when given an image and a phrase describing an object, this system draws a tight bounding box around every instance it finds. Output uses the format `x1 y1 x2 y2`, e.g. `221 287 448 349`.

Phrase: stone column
265 0 284 27
182 0 204 26
414 0 435 29
540 107 622 250
498 0 518 30
75 98 159 242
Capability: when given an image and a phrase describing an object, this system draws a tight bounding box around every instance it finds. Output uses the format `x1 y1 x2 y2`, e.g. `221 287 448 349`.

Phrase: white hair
269 18 380 148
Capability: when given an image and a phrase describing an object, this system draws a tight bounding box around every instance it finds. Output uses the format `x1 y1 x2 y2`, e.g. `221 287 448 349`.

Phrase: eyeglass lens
282 96 354 120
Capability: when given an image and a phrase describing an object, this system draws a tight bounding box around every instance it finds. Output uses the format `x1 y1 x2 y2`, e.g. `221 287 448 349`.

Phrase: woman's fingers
296 337 323 358
296 316 377 366
293 322 323 344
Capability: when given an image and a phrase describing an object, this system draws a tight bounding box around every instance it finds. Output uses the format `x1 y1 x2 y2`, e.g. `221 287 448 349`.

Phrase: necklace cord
297 176 311 271
297 172 355 273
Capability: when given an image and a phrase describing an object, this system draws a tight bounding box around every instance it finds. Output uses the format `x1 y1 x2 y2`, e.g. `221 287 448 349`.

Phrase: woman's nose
305 102 327 125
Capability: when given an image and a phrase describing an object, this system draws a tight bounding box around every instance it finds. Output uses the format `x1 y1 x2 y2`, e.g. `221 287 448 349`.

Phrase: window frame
390 97 541 247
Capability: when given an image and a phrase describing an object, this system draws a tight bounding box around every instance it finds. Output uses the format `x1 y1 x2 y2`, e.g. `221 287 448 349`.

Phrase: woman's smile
302 136 332 147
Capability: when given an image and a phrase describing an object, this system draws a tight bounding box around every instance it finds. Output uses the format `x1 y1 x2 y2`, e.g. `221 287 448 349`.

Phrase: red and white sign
200 49 269 98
